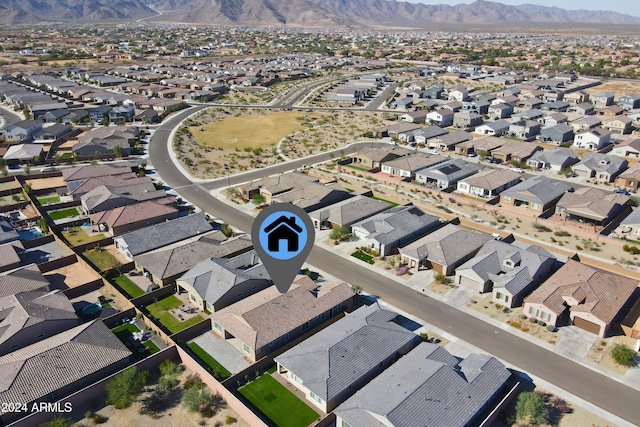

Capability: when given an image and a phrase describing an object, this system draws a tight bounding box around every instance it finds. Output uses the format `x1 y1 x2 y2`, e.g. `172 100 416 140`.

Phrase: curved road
149 106 640 426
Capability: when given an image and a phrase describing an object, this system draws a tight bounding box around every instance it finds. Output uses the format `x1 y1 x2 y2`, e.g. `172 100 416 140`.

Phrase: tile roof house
508 120 541 139
350 146 412 171
68 173 150 199
590 91 615 108
572 153 628 183
601 115 633 135
62 164 133 187
114 212 213 261
80 182 166 214
0 290 79 356
491 140 542 163
613 208 640 239
524 260 639 337
0 264 50 298
526 148 579 171
572 127 612 151
0 220 20 245
381 154 448 179
456 169 522 198
211 275 354 362
2 144 43 165
0 240 23 273
455 136 504 157
426 130 472 151
425 109 454 127
415 158 479 189
500 176 572 216
176 250 271 313
351 206 441 256
0 320 131 425
334 342 511 427
240 172 352 212
88 199 179 236
308 195 393 230
455 240 556 307
474 119 511 137
274 303 421 412
399 223 492 275
135 232 252 286
610 138 640 159
555 187 629 228
614 163 640 191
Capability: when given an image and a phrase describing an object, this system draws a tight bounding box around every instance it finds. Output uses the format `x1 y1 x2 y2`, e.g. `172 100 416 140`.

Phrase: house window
458 183 468 191
190 294 196 302
206 302 214 312
243 344 251 354
503 196 511 202
342 422 352 427
541 311 550 321
310 391 322 404
531 203 541 210
214 322 222 332
301 321 310 331
529 307 539 316
496 292 509 302
291 373 303 385
635 228 640 236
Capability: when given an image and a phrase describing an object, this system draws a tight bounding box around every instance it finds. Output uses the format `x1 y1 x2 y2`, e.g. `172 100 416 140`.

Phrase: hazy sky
406 1 640 17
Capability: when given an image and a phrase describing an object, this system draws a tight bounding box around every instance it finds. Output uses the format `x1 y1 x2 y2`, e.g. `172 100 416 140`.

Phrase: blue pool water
17 227 45 241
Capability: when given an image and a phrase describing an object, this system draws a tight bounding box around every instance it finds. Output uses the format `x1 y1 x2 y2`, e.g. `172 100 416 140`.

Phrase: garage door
573 317 601 335
458 275 480 291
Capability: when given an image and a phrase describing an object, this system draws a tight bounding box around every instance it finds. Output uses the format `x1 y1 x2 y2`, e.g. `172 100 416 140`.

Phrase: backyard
239 375 320 427
48 207 80 220
84 247 120 272
146 295 205 334
111 323 161 361
113 274 145 299
61 226 105 246
37 194 60 205
187 342 232 380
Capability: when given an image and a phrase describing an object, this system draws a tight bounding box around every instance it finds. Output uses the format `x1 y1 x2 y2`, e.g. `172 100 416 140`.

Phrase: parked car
40 166 55 172
146 284 159 293
614 189 630 195
510 167 524 173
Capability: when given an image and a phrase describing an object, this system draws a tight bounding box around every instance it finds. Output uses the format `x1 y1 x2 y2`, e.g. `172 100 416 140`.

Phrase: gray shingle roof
62 164 133 183
81 182 164 212
528 148 578 167
0 264 50 298
0 221 20 245
334 342 511 427
399 224 492 267
308 195 392 227
178 250 270 304
352 206 441 246
274 303 420 403
500 176 572 205
573 153 627 176
415 159 479 184
0 320 130 405
135 232 252 280
117 213 213 257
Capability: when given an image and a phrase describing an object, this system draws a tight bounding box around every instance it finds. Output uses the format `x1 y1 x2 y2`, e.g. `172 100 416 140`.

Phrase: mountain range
2 0 639 26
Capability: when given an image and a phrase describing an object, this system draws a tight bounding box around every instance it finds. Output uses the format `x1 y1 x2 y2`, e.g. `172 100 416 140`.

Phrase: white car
40 166 56 172
510 167 524 173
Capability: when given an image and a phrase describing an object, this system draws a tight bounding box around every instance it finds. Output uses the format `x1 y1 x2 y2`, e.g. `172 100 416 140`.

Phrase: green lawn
240 375 319 427
61 226 106 246
187 342 231 380
146 296 205 334
49 208 79 220
113 274 145 299
112 323 160 361
346 164 369 172
84 248 119 272
351 250 375 264
37 195 60 205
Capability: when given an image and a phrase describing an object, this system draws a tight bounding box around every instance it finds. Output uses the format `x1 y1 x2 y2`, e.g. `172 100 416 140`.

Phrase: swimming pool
17 226 45 241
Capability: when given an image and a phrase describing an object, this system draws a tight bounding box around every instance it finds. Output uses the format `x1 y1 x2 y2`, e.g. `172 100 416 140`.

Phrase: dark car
614 189 630 195
146 284 160 293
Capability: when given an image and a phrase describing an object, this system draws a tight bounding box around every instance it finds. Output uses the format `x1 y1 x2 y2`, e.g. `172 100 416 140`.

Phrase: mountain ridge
2 0 639 26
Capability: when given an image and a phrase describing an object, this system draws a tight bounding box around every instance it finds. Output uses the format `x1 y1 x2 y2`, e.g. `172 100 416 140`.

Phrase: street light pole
224 164 230 188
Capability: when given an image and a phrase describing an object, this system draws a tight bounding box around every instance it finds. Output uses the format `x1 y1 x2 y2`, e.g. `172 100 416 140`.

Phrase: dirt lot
176 108 383 179
26 176 66 191
584 334 638 375
586 81 640 98
44 261 101 289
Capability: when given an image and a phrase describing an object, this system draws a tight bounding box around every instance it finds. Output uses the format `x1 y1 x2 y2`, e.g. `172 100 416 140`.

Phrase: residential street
149 108 640 426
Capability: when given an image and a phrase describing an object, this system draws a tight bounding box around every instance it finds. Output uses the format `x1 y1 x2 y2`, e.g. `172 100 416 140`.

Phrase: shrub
611 343 637 367
630 246 640 255
92 414 108 424
395 266 408 276
510 321 521 329
529 317 538 323
520 314 527 320
105 367 148 409
554 230 571 237
85 411 93 419
623 244 631 252
225 416 237 425
515 392 548 424
532 223 552 232
539 321 547 327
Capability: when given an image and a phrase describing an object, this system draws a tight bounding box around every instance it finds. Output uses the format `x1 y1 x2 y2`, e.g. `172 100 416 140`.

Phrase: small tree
251 194 266 206
182 385 224 414
330 226 352 242
158 359 182 389
515 391 547 425
221 223 233 237
37 417 73 427
113 145 124 159
611 343 637 367
23 182 32 194
38 217 49 234
24 164 30 175
22 108 32 120
140 386 171 416
105 366 148 409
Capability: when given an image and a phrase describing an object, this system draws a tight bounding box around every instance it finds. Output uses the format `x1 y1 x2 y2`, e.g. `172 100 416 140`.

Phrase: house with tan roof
455 136 504 157
0 320 131 425
523 260 639 337
555 187 630 228
601 115 633 135
491 140 542 163
89 199 179 236
399 223 492 275
69 173 151 199
614 163 640 191
572 153 627 183
456 169 522 198
211 275 354 362
0 290 79 356
500 176 572 216
350 146 412 171
63 164 134 189
81 182 166 214
611 138 640 159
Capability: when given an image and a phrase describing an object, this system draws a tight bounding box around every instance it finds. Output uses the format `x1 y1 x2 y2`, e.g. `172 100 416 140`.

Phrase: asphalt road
149 105 640 426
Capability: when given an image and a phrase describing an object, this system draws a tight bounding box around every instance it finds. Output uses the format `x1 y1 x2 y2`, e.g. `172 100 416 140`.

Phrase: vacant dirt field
586 81 640 98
